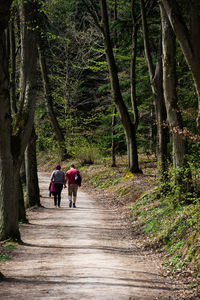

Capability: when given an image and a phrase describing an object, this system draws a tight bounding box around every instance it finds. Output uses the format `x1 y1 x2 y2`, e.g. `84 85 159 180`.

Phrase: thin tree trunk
140 0 168 176
130 0 139 126
20 157 26 185
111 107 117 167
18 175 28 223
25 126 40 207
37 39 68 160
100 0 140 173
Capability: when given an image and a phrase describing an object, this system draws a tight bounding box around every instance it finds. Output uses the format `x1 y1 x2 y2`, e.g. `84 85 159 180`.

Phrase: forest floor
0 171 194 299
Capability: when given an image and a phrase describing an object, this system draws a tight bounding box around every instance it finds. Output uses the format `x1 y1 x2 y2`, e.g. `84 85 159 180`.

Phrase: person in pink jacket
50 164 65 207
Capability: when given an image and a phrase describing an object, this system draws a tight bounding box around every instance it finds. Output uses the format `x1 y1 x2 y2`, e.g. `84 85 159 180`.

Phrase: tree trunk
37 39 68 160
9 18 17 115
20 157 26 185
154 51 169 174
0 0 39 241
13 0 39 160
130 0 139 126
25 126 41 207
0 1 21 241
100 0 140 173
111 107 117 167
161 0 200 131
160 4 185 170
140 0 168 176
18 175 28 223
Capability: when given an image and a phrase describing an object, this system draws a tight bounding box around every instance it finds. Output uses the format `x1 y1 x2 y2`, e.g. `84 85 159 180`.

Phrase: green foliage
66 136 100 165
0 254 10 262
84 166 123 189
0 243 16 262
130 189 200 279
159 144 200 206
123 170 134 180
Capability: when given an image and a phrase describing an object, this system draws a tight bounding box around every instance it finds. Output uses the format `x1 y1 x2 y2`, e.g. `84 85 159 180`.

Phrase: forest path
0 172 183 299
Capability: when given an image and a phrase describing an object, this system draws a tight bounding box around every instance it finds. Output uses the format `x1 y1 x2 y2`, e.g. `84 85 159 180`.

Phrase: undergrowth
0 242 17 263
130 190 200 289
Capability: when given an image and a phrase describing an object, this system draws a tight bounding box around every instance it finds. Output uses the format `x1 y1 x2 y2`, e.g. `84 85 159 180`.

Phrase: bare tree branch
81 0 101 31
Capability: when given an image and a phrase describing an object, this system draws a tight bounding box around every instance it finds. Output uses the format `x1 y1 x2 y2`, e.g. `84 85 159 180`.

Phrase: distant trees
35 0 200 179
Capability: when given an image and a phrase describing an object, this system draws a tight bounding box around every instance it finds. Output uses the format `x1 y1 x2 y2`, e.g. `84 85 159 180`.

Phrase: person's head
56 164 61 170
70 164 75 169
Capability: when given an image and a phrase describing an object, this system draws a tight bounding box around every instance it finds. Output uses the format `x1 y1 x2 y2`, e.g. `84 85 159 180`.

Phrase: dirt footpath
0 173 184 299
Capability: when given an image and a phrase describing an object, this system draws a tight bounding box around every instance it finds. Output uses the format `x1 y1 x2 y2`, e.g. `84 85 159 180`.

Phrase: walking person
50 164 65 208
65 164 81 208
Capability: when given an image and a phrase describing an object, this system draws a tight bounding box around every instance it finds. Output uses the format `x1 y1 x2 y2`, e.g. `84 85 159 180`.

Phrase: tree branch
81 0 101 31
161 0 194 61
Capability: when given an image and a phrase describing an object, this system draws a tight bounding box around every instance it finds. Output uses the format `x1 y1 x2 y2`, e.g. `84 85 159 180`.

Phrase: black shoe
73 203 76 208
69 200 72 208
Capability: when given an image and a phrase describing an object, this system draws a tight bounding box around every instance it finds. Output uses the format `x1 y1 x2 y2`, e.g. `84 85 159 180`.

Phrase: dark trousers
54 183 63 207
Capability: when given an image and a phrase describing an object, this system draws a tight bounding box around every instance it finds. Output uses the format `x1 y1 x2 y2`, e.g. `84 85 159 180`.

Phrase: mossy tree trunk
0 0 39 241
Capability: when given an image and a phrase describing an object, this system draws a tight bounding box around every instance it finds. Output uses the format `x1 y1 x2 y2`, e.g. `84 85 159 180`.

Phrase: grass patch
0 242 17 262
130 190 200 284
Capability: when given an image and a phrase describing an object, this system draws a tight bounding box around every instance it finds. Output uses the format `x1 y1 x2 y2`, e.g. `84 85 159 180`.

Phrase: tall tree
160 3 185 172
161 0 200 132
130 0 139 127
140 0 168 176
0 0 20 241
82 0 141 172
0 0 39 241
38 39 68 160
100 0 141 172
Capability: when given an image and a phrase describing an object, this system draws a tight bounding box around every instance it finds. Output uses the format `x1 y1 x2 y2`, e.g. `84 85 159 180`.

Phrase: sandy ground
0 173 185 299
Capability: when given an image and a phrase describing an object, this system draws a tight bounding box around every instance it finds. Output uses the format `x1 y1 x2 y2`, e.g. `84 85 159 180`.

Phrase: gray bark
161 0 200 131
99 0 140 173
111 107 117 167
140 0 168 175
160 4 185 169
130 0 139 126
